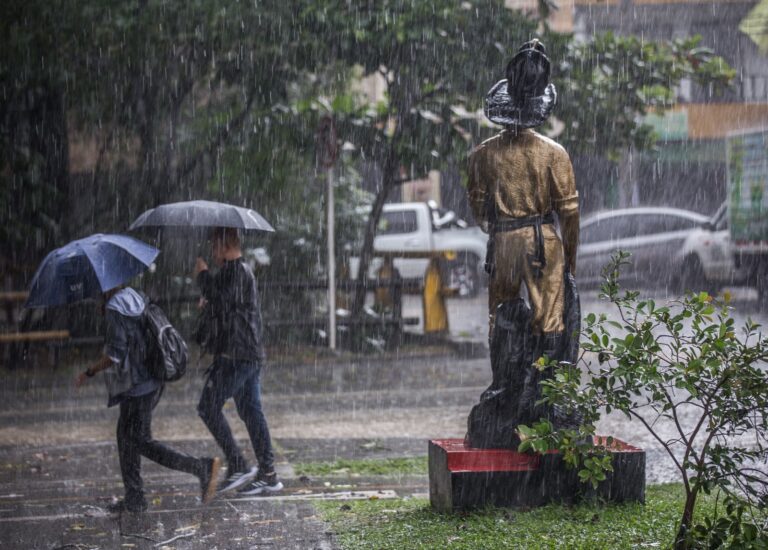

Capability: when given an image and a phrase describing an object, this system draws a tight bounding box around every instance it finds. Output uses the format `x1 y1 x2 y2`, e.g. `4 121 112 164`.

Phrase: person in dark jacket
194 227 282 495
75 286 221 513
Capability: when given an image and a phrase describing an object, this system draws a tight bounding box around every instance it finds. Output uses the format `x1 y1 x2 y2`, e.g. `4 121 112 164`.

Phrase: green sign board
642 110 689 141
727 129 768 243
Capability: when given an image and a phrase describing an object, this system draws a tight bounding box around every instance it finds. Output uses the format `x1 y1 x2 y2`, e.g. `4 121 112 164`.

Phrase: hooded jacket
103 287 159 406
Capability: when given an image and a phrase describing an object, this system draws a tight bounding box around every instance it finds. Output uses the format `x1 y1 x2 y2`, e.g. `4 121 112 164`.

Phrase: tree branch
176 84 259 182
629 408 689 490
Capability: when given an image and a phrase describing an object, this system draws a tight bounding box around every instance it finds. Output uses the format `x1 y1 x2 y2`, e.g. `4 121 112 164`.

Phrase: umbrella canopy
129 200 275 233
25 234 159 308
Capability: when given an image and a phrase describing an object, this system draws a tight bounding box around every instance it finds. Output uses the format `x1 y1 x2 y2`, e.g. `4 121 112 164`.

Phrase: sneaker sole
238 481 284 496
217 467 257 493
201 457 221 505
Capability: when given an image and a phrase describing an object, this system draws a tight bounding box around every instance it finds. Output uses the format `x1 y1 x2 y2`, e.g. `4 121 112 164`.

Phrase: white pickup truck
350 202 488 297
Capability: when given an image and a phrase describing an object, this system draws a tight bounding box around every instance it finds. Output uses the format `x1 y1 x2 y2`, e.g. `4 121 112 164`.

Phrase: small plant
519 251 768 549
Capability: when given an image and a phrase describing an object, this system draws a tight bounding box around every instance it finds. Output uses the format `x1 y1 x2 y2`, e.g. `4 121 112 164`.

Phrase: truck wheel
448 253 481 298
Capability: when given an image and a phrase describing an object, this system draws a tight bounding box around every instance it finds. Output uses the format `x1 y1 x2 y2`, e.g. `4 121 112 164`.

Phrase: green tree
1 0 319 284
554 33 735 159
293 2 734 315
69 0 313 220
0 1 73 278
295 0 538 314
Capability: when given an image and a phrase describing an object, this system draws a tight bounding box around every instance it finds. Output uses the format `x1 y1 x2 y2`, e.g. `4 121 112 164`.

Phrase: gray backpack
143 301 188 382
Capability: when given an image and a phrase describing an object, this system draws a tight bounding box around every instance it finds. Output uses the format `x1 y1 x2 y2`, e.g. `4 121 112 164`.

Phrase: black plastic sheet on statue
466 271 580 450
484 79 557 129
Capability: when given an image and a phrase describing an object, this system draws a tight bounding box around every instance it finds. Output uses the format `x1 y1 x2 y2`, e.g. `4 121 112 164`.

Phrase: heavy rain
1 1 767 549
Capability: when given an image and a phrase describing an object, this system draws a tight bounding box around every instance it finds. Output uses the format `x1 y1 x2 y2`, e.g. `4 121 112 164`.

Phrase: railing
0 278 421 367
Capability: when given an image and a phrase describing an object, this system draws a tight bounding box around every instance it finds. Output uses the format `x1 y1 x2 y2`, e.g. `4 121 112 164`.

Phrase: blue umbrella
25 234 159 308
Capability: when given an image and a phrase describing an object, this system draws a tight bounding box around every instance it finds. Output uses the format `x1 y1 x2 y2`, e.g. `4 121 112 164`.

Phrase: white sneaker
237 472 284 495
217 466 257 493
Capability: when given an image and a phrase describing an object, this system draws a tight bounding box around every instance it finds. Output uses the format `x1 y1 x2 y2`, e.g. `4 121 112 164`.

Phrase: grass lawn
295 457 428 477
317 484 715 550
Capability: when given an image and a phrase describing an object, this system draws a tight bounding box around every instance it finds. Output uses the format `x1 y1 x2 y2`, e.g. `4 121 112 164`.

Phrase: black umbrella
128 200 275 233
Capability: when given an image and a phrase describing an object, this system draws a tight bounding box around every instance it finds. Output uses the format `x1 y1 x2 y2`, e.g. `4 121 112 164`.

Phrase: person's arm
195 257 216 300
550 148 579 274
76 309 125 388
75 354 112 388
196 257 230 307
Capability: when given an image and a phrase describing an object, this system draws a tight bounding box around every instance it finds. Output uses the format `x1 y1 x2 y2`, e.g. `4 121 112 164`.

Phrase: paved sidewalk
0 438 333 549
0 353 458 550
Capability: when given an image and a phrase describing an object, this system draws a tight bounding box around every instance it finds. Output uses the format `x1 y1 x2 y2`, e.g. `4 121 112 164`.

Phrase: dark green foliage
292 1 539 313
554 33 734 160
0 1 72 274
0 1 735 306
519 251 768 549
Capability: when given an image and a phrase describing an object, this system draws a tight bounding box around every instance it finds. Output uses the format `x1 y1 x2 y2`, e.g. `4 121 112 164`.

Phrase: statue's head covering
484 39 557 128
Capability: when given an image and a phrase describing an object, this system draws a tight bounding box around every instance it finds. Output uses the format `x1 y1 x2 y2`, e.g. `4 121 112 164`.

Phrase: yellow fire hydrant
423 255 456 334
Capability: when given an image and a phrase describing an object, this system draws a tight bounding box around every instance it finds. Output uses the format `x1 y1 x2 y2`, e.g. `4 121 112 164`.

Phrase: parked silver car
578 207 708 288
679 203 749 292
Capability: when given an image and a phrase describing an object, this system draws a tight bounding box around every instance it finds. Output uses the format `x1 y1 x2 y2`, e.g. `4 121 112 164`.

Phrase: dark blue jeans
118 389 204 506
197 356 275 474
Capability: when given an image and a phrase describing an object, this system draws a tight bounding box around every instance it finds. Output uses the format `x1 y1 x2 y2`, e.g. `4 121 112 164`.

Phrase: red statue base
428 437 644 512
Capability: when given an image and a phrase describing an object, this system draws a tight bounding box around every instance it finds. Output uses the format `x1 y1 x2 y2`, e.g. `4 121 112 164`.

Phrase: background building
573 0 768 215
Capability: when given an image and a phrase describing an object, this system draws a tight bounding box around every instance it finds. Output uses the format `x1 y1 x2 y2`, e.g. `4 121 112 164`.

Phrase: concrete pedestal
429 437 645 512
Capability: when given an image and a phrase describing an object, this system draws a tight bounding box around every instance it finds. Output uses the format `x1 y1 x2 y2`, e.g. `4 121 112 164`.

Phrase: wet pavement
1 287 765 548
0 343 481 549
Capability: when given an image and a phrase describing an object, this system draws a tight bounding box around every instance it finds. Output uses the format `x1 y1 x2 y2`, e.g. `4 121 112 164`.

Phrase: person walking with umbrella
193 226 282 495
130 201 281 495
27 234 221 513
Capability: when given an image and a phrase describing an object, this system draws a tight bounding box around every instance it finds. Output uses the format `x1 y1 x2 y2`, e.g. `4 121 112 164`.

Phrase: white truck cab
350 202 488 297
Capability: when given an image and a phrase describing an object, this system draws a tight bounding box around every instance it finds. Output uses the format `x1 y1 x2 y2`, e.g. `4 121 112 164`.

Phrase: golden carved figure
467 39 579 338
465 39 582 450
468 129 578 335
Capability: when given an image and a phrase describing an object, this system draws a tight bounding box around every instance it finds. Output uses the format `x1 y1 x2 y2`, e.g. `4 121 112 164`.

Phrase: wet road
0 286 765 548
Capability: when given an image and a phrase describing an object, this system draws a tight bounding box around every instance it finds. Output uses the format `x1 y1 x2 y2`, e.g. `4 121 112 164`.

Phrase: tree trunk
138 92 157 212
674 489 698 550
44 87 70 242
351 130 401 316
616 145 638 208
28 86 70 243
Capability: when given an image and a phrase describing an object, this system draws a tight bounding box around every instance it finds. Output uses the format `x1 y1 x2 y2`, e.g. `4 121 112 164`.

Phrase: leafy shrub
519 251 768 549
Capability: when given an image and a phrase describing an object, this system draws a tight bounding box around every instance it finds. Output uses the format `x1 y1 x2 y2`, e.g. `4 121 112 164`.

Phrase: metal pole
327 166 336 350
